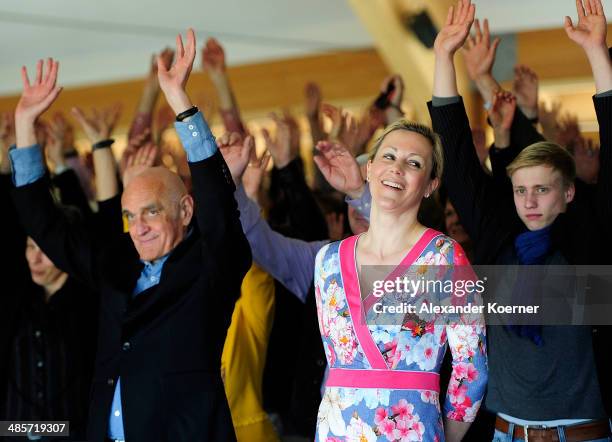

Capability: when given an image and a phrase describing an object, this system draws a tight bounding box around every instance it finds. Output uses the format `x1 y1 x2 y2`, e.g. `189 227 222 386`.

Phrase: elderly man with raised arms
9 29 251 442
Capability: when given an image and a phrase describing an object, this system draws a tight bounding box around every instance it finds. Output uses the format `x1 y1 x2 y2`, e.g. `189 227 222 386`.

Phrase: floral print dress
314 229 488 442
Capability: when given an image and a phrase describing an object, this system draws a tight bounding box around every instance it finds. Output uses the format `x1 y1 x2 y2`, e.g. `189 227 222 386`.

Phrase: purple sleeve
235 185 328 302
346 184 372 222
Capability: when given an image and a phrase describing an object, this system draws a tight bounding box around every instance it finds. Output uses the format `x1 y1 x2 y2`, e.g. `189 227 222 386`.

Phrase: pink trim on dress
362 228 439 313
339 236 388 369
326 368 440 392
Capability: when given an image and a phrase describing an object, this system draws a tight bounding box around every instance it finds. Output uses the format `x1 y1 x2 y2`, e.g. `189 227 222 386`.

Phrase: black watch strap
92 139 114 150
176 106 199 122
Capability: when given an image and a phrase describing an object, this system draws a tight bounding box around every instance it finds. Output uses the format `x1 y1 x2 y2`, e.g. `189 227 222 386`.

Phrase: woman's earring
425 193 430 198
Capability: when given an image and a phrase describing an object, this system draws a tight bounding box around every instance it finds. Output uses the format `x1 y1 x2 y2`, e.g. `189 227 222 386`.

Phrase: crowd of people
0 0 611 441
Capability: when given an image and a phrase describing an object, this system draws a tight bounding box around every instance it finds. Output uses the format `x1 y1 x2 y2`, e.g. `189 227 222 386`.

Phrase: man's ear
564 182 575 204
179 194 194 226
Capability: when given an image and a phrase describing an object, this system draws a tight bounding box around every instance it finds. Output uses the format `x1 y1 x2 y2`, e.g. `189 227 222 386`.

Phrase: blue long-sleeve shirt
10 112 217 440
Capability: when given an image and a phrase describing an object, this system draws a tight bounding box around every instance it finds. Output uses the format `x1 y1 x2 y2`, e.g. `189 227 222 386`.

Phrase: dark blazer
428 95 612 418
12 151 252 442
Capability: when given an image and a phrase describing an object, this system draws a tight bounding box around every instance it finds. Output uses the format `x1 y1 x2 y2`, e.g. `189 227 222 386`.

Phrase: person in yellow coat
222 263 281 442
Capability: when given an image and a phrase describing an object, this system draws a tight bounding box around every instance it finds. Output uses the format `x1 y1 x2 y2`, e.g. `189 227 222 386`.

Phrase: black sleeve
0 174 30 297
269 158 329 241
428 98 517 247
51 168 93 219
11 176 99 287
489 107 545 182
594 94 612 223
189 151 252 282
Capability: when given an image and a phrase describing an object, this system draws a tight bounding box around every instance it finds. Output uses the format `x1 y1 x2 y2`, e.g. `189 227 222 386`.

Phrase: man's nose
524 192 537 209
133 218 150 236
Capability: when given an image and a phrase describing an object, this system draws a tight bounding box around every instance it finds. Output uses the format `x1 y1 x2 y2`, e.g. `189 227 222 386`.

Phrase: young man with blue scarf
428 0 612 440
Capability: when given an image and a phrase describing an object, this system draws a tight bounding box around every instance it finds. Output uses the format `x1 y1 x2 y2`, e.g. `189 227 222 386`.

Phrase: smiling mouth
381 180 405 190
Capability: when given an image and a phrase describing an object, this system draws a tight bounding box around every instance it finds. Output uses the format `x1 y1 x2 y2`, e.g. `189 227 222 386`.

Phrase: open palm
157 28 196 113
434 0 476 56
564 0 607 49
16 58 62 123
313 140 364 197
217 132 254 185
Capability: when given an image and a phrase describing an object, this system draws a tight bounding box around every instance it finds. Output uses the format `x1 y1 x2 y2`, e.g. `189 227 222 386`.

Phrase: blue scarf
506 225 552 346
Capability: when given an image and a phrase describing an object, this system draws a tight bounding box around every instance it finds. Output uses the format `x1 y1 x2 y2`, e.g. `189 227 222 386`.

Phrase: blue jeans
492 423 612 442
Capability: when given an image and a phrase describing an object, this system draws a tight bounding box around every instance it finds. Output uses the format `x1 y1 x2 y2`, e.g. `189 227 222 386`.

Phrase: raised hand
313 140 364 198
462 18 500 81
338 113 360 155
564 0 607 51
379 75 405 124
573 136 599 184
242 148 271 203
305 82 327 147
262 111 300 169
71 104 121 145
217 132 254 185
564 0 611 93
119 128 151 179
155 48 175 75
201 38 226 76
305 82 322 120
539 101 562 141
16 58 62 125
487 90 516 149
321 103 344 140
434 0 476 57
157 28 196 114
512 65 539 119
15 58 62 148
123 141 159 186
337 111 382 156
557 113 582 149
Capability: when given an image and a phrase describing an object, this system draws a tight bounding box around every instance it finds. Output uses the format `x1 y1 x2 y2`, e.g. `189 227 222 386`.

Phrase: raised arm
565 0 612 94
235 184 326 301
157 29 250 276
127 48 174 143
71 104 122 202
202 38 247 136
11 59 99 286
264 111 329 241
565 0 612 219
512 64 539 121
0 121 30 295
220 128 327 302
431 0 518 247
460 17 500 103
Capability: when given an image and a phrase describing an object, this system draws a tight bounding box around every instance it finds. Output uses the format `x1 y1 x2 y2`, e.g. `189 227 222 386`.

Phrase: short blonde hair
506 141 576 187
369 119 444 180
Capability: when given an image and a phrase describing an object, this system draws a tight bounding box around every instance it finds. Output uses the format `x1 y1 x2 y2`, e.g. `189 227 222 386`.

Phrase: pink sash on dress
335 230 440 392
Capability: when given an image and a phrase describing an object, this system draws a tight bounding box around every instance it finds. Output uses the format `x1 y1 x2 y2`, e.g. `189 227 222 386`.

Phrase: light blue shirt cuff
9 144 45 186
174 112 217 163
